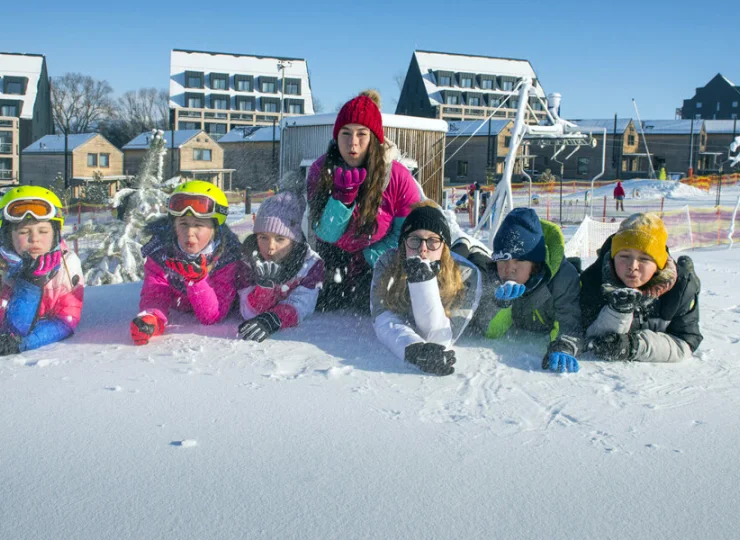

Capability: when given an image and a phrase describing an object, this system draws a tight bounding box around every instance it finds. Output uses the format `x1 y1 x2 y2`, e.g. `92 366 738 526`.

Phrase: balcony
173 107 302 128
0 142 12 154
437 104 547 123
0 170 14 180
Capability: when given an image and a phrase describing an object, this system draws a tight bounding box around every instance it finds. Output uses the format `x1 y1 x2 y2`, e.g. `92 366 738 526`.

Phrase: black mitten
253 260 282 289
604 286 642 314
237 312 282 342
588 333 637 362
404 257 441 284
404 342 456 375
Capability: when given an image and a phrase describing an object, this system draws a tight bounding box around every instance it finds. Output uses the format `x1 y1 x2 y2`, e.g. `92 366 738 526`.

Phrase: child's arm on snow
187 262 238 325
408 278 452 347
139 258 173 324
270 258 324 329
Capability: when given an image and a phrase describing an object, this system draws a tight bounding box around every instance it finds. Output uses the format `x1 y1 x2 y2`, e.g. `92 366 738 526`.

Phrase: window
235 75 253 92
733 113 738 120
577 157 590 176
178 121 201 130
237 99 254 111
288 102 303 114
285 79 301 95
489 98 501 107
460 77 473 88
211 96 228 110
185 72 204 89
457 161 468 177
87 153 98 167
186 94 203 108
0 105 18 117
193 148 212 161
501 80 514 91
504 137 511 147
5 81 22 94
439 75 451 86
263 101 278 113
734 101 739 108
445 94 459 105
205 124 227 136
627 134 635 145
261 80 276 93
468 97 480 106
0 131 11 153
696 102 702 109
211 77 227 90
480 79 494 90
509 100 518 109
695 113 702 119
717 102 721 112
99 153 110 168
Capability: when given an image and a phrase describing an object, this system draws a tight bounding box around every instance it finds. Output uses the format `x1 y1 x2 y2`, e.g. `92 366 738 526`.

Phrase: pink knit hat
254 191 305 242
333 92 384 144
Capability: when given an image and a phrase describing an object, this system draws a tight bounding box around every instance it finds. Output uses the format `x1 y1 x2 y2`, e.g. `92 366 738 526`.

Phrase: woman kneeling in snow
370 202 481 376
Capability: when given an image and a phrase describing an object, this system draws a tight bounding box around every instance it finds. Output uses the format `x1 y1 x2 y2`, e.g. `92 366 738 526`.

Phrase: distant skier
613 181 625 212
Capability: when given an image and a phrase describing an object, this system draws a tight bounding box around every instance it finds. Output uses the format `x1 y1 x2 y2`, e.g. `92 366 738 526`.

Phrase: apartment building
395 50 547 124
679 74 740 121
169 49 314 140
0 52 54 185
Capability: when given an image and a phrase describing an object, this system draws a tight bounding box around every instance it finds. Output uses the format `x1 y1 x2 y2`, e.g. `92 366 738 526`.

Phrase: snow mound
578 179 710 201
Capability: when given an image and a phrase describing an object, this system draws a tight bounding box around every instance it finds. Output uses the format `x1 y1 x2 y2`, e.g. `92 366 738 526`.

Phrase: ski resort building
395 50 547 125
123 130 233 191
0 52 54 185
21 133 125 196
169 49 314 140
679 74 740 121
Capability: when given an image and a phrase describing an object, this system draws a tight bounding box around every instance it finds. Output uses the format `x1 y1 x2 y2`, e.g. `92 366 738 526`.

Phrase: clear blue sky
3 0 737 119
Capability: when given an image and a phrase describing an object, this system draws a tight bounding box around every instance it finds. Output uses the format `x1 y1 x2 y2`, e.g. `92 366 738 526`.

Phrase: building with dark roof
679 74 740 120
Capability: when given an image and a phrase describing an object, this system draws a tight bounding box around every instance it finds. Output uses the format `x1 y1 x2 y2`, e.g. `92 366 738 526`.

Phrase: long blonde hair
309 91 387 238
378 239 465 317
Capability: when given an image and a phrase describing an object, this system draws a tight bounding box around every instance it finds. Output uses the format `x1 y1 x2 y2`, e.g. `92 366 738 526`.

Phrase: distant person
581 213 702 363
613 181 625 212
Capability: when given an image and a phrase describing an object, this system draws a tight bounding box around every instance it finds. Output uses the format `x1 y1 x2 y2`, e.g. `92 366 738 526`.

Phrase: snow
566 178 711 201
4 186 740 538
22 133 97 153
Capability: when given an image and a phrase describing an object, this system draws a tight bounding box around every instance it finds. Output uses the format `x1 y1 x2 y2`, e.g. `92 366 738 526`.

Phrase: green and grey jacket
580 235 702 362
469 220 582 357
370 249 482 361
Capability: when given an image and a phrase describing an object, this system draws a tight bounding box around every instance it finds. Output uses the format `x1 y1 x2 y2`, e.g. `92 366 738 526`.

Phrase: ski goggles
167 193 227 219
3 198 61 223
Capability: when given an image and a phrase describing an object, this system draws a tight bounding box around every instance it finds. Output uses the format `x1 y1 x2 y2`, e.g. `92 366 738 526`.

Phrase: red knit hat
333 92 384 144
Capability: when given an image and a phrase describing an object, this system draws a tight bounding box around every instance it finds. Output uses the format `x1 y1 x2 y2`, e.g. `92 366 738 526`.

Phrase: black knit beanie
399 205 451 248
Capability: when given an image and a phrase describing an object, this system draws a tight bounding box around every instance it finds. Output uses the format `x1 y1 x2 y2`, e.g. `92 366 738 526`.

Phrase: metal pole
64 130 69 189
632 98 656 179
688 118 694 173
170 117 175 179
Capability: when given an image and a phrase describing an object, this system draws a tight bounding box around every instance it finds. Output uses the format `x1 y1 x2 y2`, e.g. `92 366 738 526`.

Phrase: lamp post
277 60 293 128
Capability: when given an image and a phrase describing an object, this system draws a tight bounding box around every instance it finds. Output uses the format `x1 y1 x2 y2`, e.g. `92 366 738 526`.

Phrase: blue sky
3 0 737 119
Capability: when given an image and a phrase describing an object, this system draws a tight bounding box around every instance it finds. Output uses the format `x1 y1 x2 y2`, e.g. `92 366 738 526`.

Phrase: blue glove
495 281 526 301
543 352 579 373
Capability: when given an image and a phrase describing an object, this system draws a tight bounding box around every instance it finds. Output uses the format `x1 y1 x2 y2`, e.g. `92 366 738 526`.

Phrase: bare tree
51 73 115 134
312 96 324 113
117 88 169 132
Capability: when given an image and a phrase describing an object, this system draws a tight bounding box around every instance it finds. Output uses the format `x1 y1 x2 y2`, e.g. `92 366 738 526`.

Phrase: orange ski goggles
3 198 60 223
168 193 227 219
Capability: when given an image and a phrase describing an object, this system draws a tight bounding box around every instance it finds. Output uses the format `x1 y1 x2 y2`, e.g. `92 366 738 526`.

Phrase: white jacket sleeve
408 278 453 347
373 311 425 361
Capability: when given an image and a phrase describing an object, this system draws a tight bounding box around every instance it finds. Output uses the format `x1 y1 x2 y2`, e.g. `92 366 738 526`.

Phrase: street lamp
276 60 293 128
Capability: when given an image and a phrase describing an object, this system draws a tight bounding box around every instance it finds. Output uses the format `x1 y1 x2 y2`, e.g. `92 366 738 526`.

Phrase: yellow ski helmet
0 186 65 229
167 180 229 226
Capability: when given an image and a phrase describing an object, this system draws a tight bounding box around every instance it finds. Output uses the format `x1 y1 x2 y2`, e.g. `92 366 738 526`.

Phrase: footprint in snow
170 439 197 448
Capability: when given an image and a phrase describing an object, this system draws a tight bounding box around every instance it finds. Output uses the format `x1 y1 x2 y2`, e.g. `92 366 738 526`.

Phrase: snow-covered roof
0 52 45 119
23 133 97 154
281 112 448 133
413 50 546 107
639 120 698 135
169 49 314 114
446 119 510 137
219 126 280 143
703 120 740 134
567 119 633 132
123 130 204 150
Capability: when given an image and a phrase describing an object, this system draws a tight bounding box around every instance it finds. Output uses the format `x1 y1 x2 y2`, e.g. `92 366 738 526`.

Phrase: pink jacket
138 219 242 326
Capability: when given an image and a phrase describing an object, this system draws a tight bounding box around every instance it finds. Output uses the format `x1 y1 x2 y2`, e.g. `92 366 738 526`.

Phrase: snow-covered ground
3 245 740 539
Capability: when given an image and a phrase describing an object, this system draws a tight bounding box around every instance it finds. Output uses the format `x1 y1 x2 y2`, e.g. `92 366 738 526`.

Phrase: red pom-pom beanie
333 94 384 144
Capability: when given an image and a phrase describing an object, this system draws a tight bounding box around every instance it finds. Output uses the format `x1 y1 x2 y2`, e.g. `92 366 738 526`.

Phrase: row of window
87 153 110 168
435 71 526 92
441 91 543 110
184 71 302 95
183 93 304 114
695 101 739 110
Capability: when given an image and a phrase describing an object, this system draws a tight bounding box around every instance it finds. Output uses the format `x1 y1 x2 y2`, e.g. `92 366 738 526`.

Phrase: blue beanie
492 208 546 263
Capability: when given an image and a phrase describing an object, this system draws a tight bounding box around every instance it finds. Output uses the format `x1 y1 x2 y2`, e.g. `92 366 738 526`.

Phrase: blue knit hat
493 208 546 263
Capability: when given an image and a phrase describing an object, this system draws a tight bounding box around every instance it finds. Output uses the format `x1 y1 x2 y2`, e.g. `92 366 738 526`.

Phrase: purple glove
332 167 367 205
22 250 62 286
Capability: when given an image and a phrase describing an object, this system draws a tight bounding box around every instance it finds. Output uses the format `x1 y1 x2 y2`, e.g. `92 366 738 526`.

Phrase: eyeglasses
168 193 227 219
3 198 59 223
404 235 443 251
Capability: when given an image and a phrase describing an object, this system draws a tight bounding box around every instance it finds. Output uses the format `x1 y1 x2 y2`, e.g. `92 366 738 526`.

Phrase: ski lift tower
471 79 607 248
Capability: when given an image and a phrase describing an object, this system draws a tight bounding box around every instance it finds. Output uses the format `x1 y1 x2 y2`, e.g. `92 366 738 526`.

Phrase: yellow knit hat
611 213 668 269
